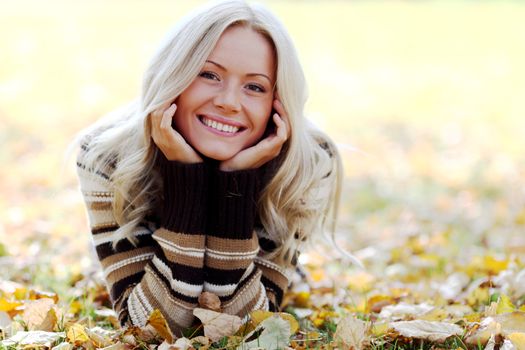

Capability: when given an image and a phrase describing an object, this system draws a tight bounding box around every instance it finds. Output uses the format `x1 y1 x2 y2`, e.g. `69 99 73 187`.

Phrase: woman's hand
150 102 202 163
219 98 290 172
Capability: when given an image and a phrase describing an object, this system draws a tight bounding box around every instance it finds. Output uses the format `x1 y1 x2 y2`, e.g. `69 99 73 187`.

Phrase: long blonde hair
77 0 342 265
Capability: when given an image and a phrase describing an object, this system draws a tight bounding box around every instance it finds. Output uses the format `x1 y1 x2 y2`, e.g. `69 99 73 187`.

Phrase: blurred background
1 0 524 293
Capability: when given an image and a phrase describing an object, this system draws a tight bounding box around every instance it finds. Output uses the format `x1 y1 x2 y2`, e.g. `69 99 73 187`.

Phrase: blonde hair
76 0 342 265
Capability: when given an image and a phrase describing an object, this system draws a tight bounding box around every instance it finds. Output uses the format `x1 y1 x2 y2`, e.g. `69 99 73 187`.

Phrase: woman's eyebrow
206 60 272 84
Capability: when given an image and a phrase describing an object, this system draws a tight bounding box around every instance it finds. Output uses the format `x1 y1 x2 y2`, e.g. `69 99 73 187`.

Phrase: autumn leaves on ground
1 1 525 349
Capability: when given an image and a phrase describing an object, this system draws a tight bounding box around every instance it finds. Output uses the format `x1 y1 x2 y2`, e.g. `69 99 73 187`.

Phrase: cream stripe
203 282 237 296
206 246 259 258
255 257 289 278
154 235 205 257
136 284 154 315
104 253 154 278
128 289 148 327
93 228 151 245
253 283 268 311
152 257 202 297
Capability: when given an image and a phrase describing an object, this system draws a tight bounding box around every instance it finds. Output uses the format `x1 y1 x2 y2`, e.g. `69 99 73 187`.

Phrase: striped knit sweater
77 140 335 335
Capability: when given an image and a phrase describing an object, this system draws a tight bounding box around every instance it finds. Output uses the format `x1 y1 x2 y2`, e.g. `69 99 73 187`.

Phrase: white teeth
201 116 239 133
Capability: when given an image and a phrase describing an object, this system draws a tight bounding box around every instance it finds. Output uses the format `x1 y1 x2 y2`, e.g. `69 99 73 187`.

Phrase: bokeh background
1 0 524 294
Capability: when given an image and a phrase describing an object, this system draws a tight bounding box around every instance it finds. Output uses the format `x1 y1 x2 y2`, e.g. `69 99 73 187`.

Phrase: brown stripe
154 228 205 249
163 249 204 268
142 271 196 332
206 233 258 254
106 260 150 286
90 201 112 211
101 246 155 270
222 269 263 316
255 262 288 291
205 255 253 270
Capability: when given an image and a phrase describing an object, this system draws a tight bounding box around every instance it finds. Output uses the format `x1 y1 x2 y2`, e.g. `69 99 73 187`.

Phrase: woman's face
173 25 276 161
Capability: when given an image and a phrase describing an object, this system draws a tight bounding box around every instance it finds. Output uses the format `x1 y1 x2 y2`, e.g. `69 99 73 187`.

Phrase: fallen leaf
193 307 242 342
250 310 299 334
147 309 174 343
22 298 57 331
1 331 65 348
497 294 516 314
86 326 115 348
158 338 193 350
333 315 369 349
508 333 525 350
198 292 221 312
67 323 90 345
390 320 463 342
378 302 434 320
51 342 73 350
241 315 291 349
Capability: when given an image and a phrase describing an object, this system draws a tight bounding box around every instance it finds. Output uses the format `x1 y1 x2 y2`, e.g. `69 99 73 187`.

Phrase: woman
76 0 342 335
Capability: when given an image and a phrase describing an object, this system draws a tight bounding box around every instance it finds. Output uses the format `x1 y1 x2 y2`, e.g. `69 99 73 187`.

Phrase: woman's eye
246 84 265 93
199 71 219 81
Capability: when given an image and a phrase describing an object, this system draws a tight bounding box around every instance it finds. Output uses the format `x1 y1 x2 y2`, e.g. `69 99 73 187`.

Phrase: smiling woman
74 0 342 335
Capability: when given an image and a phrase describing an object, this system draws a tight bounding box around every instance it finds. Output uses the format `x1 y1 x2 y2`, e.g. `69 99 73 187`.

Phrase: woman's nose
214 82 241 113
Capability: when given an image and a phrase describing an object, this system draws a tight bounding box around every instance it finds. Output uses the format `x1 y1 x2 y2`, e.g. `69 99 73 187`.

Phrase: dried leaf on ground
1 330 65 347
241 314 291 350
66 323 90 345
22 298 57 331
193 307 242 342
147 309 174 343
250 310 299 334
390 320 463 342
333 315 369 349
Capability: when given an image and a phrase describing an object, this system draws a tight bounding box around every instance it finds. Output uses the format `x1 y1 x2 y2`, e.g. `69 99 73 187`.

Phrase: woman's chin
197 147 238 162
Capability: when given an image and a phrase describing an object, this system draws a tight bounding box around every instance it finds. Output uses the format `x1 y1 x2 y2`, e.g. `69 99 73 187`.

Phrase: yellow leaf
249 310 299 334
67 323 90 345
146 309 174 343
0 298 23 312
366 295 394 313
484 256 509 275
464 312 482 322
371 322 389 336
68 300 83 315
466 287 489 307
508 332 525 350
497 294 516 314
294 291 310 307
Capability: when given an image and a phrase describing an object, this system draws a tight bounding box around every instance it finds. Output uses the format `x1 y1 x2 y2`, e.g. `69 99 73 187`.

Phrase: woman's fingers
160 104 177 131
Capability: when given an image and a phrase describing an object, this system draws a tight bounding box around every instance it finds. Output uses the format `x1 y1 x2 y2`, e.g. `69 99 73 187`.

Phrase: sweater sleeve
77 145 207 336
204 168 290 316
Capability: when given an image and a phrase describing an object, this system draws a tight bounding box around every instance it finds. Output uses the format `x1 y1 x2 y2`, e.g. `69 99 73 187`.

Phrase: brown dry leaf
66 323 90 346
22 298 57 331
193 307 242 342
390 320 463 342
198 292 221 312
97 343 129 350
86 326 115 348
333 315 369 349
147 309 174 343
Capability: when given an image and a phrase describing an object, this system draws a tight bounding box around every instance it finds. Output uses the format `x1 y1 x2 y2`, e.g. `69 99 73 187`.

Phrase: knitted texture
76 142 295 335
